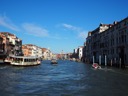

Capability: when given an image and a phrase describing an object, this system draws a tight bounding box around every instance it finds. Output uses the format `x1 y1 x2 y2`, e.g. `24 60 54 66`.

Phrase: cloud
62 23 81 32
0 14 50 38
0 15 19 31
62 23 88 40
22 23 49 37
78 31 88 40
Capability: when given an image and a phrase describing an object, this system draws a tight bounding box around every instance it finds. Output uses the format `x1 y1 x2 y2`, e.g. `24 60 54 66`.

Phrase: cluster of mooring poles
93 55 122 68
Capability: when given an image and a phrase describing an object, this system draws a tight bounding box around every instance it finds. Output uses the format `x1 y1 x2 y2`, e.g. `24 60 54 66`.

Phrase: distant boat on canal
51 59 58 64
5 56 41 66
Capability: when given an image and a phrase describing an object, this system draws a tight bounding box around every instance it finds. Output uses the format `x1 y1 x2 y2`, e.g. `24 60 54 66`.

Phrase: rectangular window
125 54 126 61
111 49 113 54
113 39 114 45
119 37 121 43
113 49 114 54
122 35 124 43
116 48 118 53
119 24 121 28
111 39 112 46
125 35 126 43
116 37 118 44
116 25 118 29
124 21 126 26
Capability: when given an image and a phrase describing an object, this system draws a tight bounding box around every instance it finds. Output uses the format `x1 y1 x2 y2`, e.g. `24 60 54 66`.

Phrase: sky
0 0 128 53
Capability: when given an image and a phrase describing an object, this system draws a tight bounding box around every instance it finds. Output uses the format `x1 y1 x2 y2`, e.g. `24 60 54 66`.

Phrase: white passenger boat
9 56 41 66
4 57 12 64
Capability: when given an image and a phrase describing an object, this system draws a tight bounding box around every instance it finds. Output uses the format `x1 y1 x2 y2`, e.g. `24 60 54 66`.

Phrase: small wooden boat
51 59 58 64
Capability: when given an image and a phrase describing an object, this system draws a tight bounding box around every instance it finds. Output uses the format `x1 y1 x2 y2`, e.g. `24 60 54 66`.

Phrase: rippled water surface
0 60 128 96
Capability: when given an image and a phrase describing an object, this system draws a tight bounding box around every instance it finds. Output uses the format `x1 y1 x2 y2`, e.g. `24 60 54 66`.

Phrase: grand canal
0 60 128 96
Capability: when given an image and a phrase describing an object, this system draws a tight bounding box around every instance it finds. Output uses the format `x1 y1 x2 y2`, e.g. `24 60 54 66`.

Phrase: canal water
0 60 128 96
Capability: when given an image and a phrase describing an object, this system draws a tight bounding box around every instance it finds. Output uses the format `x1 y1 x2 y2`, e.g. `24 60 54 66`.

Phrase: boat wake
98 67 128 76
0 66 8 70
99 67 113 71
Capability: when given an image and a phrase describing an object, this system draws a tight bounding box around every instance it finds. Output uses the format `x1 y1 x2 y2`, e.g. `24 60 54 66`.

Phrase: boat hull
11 62 40 66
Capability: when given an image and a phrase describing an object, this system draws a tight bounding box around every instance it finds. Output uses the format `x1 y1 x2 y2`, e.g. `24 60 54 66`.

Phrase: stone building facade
86 17 128 67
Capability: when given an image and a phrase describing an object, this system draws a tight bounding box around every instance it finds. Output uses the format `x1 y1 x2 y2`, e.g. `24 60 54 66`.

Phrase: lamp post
99 55 101 65
105 55 107 66
93 56 94 64
120 58 121 68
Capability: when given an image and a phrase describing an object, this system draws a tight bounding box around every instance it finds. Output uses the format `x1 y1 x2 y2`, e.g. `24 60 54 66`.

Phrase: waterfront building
71 48 78 59
22 45 29 56
82 42 86 62
22 44 42 58
42 48 52 60
56 53 72 60
62 54 68 60
66 53 72 60
56 54 61 59
0 33 9 56
74 48 78 54
37 47 42 58
59 50 69 60
78 46 84 60
0 36 4 53
86 24 110 64
86 17 128 67
71 46 84 61
0 36 5 63
0 32 23 56
52 54 57 59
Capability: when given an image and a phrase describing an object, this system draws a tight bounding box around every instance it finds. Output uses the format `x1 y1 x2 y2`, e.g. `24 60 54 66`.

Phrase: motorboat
51 59 58 64
92 63 101 69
